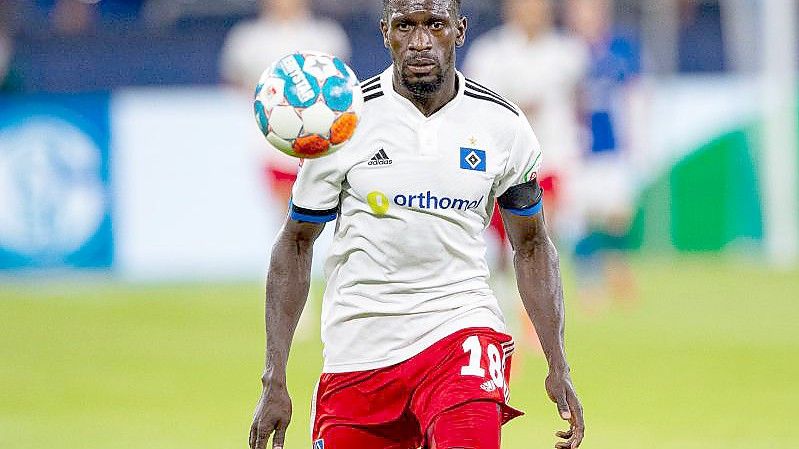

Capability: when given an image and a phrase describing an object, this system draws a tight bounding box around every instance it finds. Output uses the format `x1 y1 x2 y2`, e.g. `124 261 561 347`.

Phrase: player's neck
393 72 459 118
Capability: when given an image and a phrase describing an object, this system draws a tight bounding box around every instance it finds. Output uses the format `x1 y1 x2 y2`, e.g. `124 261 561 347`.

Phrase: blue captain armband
289 201 338 223
502 201 544 217
498 179 544 217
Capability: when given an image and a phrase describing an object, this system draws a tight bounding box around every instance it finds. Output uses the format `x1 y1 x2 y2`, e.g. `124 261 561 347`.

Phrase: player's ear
380 19 390 49
455 16 467 47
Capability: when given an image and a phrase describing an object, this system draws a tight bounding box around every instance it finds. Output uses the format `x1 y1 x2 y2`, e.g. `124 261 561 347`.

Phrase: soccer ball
253 51 363 159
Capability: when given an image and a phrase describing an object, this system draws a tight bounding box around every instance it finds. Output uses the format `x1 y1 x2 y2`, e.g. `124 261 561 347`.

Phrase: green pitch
1 258 797 449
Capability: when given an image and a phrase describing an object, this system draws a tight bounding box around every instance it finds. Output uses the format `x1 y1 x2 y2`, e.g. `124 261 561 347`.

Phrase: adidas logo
480 380 497 392
368 148 393 166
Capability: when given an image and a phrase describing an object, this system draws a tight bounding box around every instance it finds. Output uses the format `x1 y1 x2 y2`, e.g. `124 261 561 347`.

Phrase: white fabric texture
292 67 543 373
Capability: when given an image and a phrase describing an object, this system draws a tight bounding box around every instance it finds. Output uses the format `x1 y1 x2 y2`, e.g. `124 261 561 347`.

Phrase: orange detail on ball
293 135 331 157
330 113 358 145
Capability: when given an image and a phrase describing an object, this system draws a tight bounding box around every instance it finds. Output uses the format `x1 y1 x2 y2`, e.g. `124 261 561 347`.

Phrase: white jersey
465 27 587 174
291 67 543 373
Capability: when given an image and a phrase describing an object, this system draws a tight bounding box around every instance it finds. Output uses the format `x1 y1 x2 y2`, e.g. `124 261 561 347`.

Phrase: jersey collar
381 65 465 121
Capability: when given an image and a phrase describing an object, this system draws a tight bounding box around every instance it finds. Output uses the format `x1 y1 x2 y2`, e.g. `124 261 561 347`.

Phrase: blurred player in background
221 0 351 339
221 0 351 212
222 0 351 92
567 0 639 312
249 0 584 448
464 0 588 351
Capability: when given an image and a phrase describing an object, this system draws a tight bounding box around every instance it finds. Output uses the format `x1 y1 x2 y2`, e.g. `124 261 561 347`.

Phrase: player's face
381 0 467 97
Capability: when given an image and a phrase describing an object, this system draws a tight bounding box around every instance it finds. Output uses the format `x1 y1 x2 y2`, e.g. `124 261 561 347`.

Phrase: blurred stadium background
0 1 797 448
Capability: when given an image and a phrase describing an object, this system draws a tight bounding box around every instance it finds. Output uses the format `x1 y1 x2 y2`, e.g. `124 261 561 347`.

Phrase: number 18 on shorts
311 328 524 447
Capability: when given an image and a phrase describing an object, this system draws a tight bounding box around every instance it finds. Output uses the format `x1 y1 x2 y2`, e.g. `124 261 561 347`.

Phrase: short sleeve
495 113 544 215
289 154 345 223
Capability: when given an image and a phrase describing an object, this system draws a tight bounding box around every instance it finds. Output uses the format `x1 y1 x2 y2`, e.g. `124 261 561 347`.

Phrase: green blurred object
630 106 799 253
669 129 763 251
1 259 798 449
630 129 763 253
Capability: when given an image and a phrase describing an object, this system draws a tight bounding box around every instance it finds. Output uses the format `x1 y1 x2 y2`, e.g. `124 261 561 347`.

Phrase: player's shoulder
461 76 522 120
358 73 389 107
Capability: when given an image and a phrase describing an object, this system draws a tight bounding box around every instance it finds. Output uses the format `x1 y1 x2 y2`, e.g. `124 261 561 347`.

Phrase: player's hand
249 382 292 449
545 369 585 448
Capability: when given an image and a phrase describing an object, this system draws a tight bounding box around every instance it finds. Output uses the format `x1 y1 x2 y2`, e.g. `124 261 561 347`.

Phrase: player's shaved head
383 0 461 20
380 0 467 105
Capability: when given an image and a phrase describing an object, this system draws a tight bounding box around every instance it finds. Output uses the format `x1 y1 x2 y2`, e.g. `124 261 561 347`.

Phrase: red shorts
311 328 524 448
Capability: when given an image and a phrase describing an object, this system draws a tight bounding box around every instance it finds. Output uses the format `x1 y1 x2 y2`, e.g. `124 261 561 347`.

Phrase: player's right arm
249 218 326 449
494 111 584 448
250 133 345 449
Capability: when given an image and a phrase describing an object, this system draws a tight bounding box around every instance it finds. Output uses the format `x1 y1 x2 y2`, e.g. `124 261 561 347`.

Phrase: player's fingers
569 426 585 449
555 392 571 420
555 441 572 449
555 429 572 439
254 421 275 449
272 421 287 449
249 422 258 449
254 430 266 449
568 414 585 449
566 389 584 428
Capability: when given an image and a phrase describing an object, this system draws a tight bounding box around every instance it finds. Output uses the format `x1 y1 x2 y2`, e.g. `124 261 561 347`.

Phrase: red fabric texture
311 327 523 448
428 400 502 449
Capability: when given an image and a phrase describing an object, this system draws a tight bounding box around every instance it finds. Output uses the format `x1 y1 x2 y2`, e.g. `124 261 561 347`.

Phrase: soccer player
249 0 585 448
464 0 589 357
567 0 640 310
220 0 352 213
221 0 352 339
465 0 587 228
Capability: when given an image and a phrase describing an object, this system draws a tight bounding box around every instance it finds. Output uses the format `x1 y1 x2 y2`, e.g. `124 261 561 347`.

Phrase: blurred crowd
0 0 733 94
0 0 749 314
0 0 736 308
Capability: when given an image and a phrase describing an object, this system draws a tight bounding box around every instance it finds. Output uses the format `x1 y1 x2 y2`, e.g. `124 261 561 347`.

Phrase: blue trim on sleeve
503 200 544 217
290 210 338 223
289 201 338 223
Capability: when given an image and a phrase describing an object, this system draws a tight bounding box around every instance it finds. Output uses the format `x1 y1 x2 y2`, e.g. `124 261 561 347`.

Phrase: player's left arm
499 180 585 449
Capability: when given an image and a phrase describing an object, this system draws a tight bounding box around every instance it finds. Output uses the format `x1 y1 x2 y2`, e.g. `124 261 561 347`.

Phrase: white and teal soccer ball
254 51 363 159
